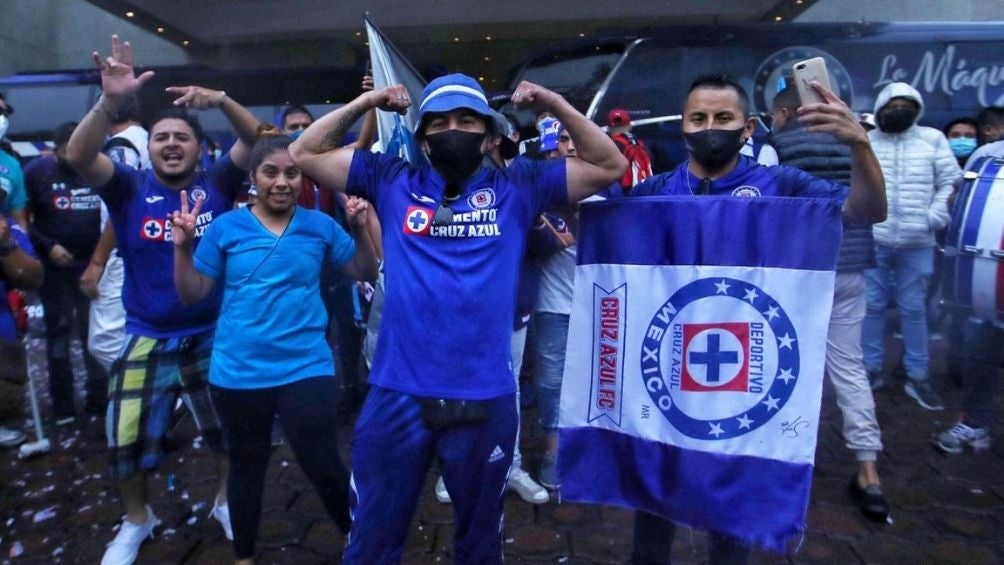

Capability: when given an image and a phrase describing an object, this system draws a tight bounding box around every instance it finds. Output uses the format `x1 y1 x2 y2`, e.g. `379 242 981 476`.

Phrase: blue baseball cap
539 117 562 152
418 73 492 131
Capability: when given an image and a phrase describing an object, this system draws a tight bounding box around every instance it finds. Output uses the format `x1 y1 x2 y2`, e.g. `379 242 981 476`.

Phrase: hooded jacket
867 82 959 248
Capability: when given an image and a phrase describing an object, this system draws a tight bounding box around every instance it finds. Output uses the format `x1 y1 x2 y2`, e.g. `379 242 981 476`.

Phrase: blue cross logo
408 210 428 231
689 333 739 383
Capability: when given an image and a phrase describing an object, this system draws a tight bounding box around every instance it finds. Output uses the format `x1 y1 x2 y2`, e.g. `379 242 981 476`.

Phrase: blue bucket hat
418 73 492 132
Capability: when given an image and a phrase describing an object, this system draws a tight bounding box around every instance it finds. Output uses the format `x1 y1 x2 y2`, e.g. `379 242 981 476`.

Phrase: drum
943 156 1004 328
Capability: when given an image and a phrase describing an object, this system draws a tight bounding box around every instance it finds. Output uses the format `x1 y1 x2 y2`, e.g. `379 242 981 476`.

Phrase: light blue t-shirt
194 206 356 389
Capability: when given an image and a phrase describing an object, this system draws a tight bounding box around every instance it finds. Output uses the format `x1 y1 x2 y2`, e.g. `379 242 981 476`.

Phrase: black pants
632 511 750 565
210 377 352 559
39 265 106 416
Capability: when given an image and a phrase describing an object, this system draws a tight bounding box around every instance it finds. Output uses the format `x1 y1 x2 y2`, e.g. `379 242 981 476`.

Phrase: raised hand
91 34 155 100
168 190 204 248
344 196 370 229
361 75 375 92
370 85 410 115
510 81 561 113
797 82 869 145
165 86 227 111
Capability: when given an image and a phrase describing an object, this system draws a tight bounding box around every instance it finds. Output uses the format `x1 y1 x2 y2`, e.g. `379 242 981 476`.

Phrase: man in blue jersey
290 73 626 563
629 74 886 564
65 35 260 565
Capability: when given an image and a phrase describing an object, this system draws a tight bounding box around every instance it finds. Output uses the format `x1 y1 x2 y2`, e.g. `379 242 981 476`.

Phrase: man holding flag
557 73 885 562
289 73 625 562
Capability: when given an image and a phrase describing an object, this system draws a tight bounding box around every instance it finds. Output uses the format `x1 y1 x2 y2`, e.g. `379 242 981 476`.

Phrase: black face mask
878 107 917 134
424 130 487 190
684 127 745 172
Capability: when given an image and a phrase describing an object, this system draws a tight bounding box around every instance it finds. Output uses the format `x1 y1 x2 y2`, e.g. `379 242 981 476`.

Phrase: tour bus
500 22 1004 172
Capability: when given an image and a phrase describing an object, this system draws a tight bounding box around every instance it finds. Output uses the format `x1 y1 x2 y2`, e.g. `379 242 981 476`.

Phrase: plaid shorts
106 329 225 480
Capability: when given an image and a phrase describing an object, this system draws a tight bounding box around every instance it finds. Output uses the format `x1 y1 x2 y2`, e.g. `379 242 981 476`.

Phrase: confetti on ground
33 506 59 523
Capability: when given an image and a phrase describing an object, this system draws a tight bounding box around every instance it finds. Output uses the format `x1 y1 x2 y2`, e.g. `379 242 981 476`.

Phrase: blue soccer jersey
632 155 848 201
194 206 355 389
347 151 567 399
97 157 245 338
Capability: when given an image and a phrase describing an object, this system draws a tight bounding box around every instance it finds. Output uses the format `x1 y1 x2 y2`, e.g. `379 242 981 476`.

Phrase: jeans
534 312 570 431
957 319 1003 428
862 245 934 380
826 273 883 459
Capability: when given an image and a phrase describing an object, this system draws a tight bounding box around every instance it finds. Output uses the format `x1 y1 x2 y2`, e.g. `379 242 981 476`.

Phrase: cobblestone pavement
1 330 1002 564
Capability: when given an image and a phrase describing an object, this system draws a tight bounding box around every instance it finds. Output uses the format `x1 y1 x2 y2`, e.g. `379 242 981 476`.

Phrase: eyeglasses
432 202 454 226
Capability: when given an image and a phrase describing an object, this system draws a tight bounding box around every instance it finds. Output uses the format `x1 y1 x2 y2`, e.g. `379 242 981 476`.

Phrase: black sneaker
904 380 944 411
848 478 890 522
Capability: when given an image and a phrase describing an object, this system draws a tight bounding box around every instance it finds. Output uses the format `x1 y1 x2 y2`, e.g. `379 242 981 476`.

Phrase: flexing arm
66 35 155 187
289 85 411 191
798 82 887 224
511 81 626 202
169 191 216 305
165 86 260 171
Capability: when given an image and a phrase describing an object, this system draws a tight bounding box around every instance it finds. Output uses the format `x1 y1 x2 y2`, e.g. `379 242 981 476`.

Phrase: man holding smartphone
629 73 886 563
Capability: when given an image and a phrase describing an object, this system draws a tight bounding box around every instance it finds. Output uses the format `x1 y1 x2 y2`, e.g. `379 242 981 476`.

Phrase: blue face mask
288 128 304 141
949 137 977 158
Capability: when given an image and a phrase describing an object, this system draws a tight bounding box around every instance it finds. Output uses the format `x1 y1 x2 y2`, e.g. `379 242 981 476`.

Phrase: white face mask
0 115 9 140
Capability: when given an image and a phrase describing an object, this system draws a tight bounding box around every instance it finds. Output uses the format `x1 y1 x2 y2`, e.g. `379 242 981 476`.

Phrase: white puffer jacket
868 82 960 248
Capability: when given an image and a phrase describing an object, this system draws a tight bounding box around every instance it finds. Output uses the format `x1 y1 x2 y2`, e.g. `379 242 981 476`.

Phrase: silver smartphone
792 57 832 105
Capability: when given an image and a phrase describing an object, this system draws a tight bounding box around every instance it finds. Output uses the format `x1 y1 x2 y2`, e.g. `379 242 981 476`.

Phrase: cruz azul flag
365 14 425 163
558 196 843 551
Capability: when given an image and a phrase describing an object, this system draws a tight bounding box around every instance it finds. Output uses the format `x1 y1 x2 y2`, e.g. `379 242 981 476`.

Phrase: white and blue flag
558 196 843 551
365 14 424 163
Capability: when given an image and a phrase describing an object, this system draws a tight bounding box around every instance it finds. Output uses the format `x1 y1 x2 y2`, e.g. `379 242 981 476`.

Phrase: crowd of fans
0 31 1002 565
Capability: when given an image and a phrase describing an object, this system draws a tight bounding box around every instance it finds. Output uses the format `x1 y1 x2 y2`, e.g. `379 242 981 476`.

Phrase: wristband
215 91 227 107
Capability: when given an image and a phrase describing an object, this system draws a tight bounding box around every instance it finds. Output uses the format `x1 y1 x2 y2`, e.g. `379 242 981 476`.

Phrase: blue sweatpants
343 385 517 564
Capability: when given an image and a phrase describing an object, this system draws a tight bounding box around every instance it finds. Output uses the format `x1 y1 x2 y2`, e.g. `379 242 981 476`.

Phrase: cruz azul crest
640 277 798 440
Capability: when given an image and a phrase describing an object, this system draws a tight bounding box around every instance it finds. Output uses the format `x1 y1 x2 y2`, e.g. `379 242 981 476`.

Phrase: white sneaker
210 499 233 540
434 476 452 504
0 426 25 447
101 505 159 565
507 468 549 504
